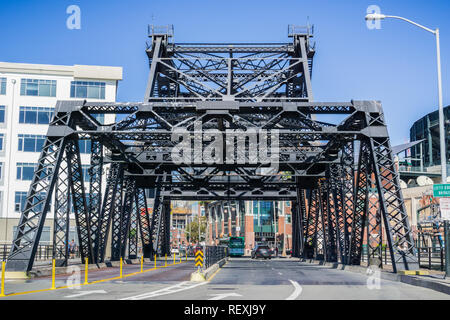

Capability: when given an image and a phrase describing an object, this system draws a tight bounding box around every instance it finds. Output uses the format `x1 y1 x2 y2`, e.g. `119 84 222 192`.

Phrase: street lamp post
366 13 447 183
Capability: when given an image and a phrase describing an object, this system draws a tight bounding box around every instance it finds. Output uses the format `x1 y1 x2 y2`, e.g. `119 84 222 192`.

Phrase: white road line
278 272 283 275
120 281 208 300
209 292 242 300
286 280 302 300
65 290 107 298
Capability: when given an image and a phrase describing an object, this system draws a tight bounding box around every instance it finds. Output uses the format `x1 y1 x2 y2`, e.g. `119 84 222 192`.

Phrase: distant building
206 201 292 256
410 105 450 174
0 62 122 245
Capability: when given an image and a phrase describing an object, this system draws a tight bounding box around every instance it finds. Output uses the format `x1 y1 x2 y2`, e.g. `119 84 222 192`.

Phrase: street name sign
433 184 450 197
439 198 450 221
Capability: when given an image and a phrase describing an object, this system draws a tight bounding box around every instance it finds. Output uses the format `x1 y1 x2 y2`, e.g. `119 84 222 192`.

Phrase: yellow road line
1 260 188 298
207 260 227 282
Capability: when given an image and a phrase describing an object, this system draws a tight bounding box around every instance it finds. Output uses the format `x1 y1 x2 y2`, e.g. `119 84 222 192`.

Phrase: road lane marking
120 281 208 300
65 290 107 298
207 259 228 282
286 280 302 300
209 292 242 300
1 261 188 298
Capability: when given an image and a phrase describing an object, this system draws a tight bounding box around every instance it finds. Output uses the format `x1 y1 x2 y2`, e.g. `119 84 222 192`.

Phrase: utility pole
273 201 277 255
445 220 450 277
282 202 287 256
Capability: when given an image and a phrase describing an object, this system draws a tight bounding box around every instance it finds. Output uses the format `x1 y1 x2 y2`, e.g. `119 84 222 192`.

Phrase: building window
0 106 5 123
82 165 91 182
14 191 28 212
285 201 290 207
0 134 4 151
0 78 6 95
17 163 37 180
13 225 50 243
70 81 105 99
18 134 45 152
69 227 79 245
286 214 292 224
78 140 92 154
20 79 56 97
93 113 105 124
19 107 54 124
0 162 3 180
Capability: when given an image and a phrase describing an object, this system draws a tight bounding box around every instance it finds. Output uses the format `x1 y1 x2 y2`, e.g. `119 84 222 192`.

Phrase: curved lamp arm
384 15 436 34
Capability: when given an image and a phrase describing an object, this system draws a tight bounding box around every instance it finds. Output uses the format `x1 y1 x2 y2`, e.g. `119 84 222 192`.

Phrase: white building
0 62 122 247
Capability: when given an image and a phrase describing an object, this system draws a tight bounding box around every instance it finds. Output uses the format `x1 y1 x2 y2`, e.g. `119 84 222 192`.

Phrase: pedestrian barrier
204 246 228 269
1 244 81 262
120 257 123 278
51 259 56 290
0 261 5 297
0 253 188 298
84 258 89 284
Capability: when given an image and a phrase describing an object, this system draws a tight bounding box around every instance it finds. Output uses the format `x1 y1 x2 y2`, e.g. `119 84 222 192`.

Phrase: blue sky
1 0 449 145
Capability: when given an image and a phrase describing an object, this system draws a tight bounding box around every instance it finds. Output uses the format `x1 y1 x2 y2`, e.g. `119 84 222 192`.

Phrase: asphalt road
1 257 449 300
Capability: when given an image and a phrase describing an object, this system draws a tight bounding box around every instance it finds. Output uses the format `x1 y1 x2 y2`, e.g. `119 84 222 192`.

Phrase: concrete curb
302 259 450 295
190 257 229 282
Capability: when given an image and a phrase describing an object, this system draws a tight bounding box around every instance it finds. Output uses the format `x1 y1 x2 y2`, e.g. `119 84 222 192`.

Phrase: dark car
193 245 202 256
285 249 292 256
251 244 272 259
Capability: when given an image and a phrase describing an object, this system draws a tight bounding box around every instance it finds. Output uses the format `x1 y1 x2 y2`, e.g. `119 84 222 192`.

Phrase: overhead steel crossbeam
145 24 314 102
6 25 418 272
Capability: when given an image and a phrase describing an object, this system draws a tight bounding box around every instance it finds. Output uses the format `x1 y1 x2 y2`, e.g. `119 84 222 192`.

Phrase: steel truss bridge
6 25 418 272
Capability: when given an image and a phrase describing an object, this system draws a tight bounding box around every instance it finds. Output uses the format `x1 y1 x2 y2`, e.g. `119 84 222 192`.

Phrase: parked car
193 245 202 256
251 244 272 259
285 249 292 256
171 247 179 254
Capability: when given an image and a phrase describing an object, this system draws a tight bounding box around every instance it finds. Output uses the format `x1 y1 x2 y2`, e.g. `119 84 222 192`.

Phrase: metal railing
1 244 80 262
204 245 228 269
417 246 445 271
360 245 392 266
288 24 314 36
148 24 174 37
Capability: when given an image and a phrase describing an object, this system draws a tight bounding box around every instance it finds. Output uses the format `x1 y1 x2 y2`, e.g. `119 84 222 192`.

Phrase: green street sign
433 184 450 197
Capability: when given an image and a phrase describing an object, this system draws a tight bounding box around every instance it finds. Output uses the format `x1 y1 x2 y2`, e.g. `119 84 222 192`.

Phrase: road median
190 257 229 282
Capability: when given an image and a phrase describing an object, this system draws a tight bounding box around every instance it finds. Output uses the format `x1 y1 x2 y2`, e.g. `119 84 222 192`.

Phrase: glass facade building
253 201 278 242
410 105 450 170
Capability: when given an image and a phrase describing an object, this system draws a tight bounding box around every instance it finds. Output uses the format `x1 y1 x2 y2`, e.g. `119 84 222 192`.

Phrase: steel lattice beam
6 25 418 273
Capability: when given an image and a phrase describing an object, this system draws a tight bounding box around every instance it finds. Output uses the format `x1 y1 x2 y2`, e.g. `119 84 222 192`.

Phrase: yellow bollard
173 253 176 265
186 252 187 261
154 254 157 269
51 259 56 289
120 257 123 278
179 254 182 263
140 256 144 273
0 261 5 297
165 254 167 267
84 257 88 285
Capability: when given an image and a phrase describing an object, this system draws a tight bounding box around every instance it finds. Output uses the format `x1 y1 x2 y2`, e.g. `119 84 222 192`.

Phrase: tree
185 216 207 243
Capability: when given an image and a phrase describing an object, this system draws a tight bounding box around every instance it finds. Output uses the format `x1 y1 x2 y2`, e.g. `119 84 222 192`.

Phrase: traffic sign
439 198 450 221
195 250 204 267
433 184 450 197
